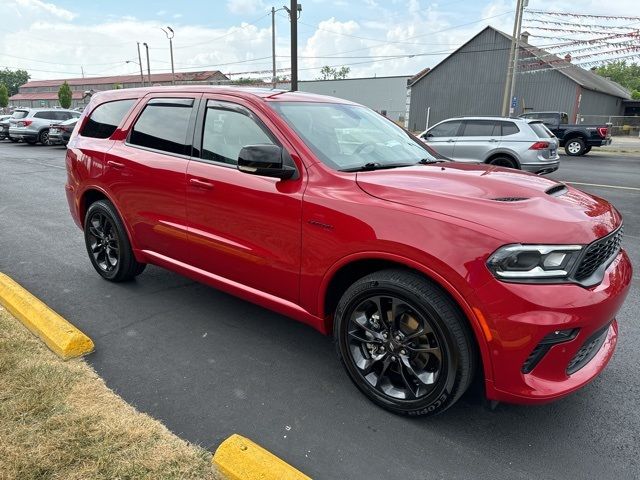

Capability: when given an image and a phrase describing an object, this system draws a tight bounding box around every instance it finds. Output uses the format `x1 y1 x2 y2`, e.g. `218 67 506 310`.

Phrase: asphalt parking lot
0 142 638 480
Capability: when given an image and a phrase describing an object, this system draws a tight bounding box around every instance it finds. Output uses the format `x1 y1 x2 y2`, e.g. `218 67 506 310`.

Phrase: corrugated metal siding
408 28 626 131
284 77 411 122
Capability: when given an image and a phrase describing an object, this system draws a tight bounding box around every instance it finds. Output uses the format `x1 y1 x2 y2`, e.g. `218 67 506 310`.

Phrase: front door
423 120 462 157
185 97 304 303
453 119 500 163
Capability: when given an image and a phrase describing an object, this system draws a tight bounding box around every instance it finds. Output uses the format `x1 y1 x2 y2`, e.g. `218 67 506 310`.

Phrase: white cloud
156 10 166 16
226 0 266 15
13 0 75 21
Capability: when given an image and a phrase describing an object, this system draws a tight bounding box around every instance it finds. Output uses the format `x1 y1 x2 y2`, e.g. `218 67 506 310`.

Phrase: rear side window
499 122 520 136
529 122 553 138
81 99 136 139
34 111 58 120
460 120 498 137
426 120 462 138
129 98 194 156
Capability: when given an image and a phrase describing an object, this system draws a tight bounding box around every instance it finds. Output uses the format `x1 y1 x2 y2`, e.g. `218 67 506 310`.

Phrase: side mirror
237 144 297 180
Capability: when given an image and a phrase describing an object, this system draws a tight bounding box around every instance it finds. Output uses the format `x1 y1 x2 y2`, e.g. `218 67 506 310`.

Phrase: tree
0 84 8 108
0 68 30 97
595 61 640 94
317 66 350 80
58 81 72 109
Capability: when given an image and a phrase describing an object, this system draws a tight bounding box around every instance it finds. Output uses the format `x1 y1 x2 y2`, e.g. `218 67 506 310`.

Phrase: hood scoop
491 197 529 202
545 184 568 197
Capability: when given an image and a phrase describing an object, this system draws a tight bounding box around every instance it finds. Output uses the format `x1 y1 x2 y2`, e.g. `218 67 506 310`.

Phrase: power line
526 10 640 21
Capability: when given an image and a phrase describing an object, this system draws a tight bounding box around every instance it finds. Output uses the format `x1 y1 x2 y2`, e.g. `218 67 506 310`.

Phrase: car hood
356 163 621 244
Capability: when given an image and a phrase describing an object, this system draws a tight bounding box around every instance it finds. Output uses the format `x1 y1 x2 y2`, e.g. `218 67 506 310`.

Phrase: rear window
128 98 194 156
81 99 136 139
529 122 554 138
12 110 29 119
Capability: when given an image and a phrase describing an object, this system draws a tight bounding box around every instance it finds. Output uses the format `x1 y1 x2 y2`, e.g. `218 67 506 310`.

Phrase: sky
0 0 637 81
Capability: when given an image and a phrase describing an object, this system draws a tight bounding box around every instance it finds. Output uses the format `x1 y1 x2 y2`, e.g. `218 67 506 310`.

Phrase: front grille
574 226 623 281
566 324 611 375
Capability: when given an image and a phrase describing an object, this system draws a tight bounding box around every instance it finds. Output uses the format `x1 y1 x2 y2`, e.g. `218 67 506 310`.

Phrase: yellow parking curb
0 272 94 360
213 434 311 480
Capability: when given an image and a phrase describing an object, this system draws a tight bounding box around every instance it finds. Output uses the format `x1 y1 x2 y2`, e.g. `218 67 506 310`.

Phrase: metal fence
576 115 640 137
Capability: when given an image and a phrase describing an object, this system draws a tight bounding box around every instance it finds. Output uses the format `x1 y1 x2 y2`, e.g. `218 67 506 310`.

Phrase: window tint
529 122 553 138
499 121 520 136
427 121 461 138
460 120 498 137
81 99 136 139
12 110 28 119
129 98 194 155
201 105 273 165
34 111 57 120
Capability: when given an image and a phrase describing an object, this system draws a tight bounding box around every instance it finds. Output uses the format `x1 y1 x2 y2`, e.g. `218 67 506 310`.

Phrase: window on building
129 98 194 155
80 99 136 139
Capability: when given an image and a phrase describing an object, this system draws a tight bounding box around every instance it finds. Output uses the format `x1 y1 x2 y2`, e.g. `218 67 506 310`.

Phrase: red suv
65 87 632 416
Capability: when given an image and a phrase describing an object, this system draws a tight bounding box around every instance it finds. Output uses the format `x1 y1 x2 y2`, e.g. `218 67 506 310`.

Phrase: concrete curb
0 272 94 360
213 434 311 480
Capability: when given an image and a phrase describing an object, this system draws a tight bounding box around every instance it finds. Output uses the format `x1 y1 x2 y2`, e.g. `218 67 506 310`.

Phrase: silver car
420 117 560 174
8 108 80 145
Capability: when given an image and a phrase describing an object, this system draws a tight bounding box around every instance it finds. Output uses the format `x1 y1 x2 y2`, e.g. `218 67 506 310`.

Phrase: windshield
270 102 438 171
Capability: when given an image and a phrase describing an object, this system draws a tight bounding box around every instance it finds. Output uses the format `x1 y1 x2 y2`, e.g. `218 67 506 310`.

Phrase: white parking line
563 181 640 192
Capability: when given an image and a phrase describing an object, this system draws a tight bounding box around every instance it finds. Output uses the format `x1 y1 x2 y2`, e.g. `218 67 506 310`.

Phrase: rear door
421 120 462 157
453 119 499 163
185 96 304 302
103 94 200 263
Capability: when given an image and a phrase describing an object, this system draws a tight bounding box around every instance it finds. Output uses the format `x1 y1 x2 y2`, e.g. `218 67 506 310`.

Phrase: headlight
487 244 583 282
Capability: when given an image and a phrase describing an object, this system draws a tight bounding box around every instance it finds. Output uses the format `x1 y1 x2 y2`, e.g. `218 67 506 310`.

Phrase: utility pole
162 27 175 85
80 66 85 78
272 7 277 88
287 1 301 91
143 42 151 86
136 42 145 86
501 0 526 117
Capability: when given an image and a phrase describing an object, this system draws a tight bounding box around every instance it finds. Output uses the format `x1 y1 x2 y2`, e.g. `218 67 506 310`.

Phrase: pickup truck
519 111 611 156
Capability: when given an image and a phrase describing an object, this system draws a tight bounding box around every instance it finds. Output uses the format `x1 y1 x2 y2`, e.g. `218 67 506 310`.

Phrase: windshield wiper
417 158 445 165
340 162 413 172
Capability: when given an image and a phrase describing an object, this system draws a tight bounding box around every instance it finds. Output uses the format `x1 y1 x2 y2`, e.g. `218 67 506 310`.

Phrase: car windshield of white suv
271 102 439 171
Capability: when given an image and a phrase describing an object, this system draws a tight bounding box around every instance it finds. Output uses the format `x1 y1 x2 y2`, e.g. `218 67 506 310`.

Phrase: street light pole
161 27 175 85
136 42 145 86
501 0 525 117
143 42 151 86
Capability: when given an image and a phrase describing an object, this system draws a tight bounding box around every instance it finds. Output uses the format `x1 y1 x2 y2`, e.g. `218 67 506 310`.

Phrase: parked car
518 111 612 156
419 117 560 174
49 117 78 145
0 115 11 139
66 87 631 416
1 112 23 142
9 108 80 145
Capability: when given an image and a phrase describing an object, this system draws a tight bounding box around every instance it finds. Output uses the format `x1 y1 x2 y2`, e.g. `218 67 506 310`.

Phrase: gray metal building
407 26 630 132
280 75 412 123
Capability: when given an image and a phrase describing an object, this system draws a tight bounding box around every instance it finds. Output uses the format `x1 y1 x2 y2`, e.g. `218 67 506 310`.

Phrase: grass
0 306 222 480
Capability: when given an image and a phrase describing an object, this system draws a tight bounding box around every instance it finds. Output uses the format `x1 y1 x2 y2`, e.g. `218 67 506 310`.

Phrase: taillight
18 120 33 127
529 141 550 150
597 127 608 138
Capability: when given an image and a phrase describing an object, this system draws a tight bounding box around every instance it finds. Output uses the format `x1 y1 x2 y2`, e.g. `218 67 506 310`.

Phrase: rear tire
84 200 146 282
488 156 517 169
9 136 18 142
334 269 477 416
24 138 36 145
565 137 586 156
39 129 50 145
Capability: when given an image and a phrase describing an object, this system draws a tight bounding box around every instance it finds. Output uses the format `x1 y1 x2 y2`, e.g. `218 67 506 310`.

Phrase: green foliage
317 66 350 80
58 81 72 109
632 90 640 100
595 61 640 94
230 77 262 85
0 84 8 108
0 68 30 97
113 83 123 89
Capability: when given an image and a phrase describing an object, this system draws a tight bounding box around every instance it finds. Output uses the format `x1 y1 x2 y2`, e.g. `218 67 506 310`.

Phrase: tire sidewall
489 156 517 169
84 201 129 281
334 276 467 416
565 138 585 156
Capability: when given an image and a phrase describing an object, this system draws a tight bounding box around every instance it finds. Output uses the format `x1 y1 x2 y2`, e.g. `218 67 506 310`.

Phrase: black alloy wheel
84 200 146 282
335 270 476 416
39 129 50 145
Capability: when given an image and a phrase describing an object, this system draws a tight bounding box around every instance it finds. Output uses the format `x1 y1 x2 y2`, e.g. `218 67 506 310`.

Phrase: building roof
9 91 85 100
20 70 228 89
410 26 631 99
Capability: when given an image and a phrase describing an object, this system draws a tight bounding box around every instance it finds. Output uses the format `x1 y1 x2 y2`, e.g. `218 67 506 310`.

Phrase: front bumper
477 250 632 404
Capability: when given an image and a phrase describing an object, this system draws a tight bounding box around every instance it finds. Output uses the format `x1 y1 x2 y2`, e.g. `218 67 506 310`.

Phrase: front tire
565 137 586 156
84 200 146 282
334 269 476 416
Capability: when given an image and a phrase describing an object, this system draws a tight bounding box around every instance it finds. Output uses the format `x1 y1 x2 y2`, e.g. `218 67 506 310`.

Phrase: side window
81 99 136 139
460 120 499 137
34 111 56 120
427 121 462 138
201 105 274 165
129 98 194 156
60 112 72 121
499 121 520 136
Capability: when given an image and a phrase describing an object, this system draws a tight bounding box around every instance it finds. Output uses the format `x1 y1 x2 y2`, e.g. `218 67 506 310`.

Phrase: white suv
8 108 80 145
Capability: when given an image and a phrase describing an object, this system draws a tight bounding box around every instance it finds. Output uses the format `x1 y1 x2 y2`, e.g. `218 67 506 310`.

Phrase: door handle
107 160 125 169
446 139 455 143
489 138 498 142
189 178 214 189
